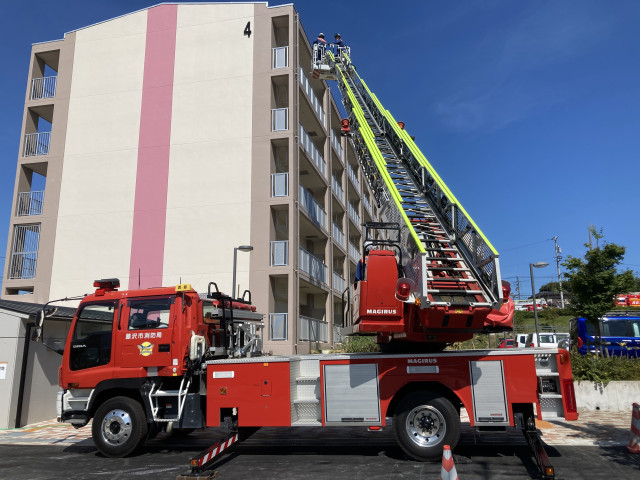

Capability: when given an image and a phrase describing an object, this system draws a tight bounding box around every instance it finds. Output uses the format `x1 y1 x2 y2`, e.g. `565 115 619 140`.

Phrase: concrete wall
575 381 640 411
0 310 24 429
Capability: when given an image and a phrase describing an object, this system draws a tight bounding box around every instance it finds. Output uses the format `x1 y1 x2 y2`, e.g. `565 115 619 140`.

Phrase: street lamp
530 261 549 346
232 245 253 299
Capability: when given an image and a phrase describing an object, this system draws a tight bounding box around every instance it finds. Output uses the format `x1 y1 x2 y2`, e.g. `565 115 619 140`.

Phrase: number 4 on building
244 21 251 38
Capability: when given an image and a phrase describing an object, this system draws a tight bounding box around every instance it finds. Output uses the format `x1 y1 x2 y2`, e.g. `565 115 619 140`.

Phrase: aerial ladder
312 45 514 350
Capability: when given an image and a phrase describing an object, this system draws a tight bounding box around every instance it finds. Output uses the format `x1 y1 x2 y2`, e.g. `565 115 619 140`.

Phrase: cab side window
69 301 117 371
128 297 173 330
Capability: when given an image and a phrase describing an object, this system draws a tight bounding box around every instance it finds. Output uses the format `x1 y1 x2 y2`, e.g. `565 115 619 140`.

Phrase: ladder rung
427 289 484 295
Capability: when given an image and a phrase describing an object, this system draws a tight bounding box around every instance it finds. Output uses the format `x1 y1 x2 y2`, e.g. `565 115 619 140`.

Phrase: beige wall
163 4 256 295
49 12 147 300
0 311 23 429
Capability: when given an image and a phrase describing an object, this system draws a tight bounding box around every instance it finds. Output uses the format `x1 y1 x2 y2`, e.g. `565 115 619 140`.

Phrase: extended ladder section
313 47 503 310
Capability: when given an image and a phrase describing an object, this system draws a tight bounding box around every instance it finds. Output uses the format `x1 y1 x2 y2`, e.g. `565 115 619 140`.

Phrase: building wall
0 310 23 429
49 11 147 299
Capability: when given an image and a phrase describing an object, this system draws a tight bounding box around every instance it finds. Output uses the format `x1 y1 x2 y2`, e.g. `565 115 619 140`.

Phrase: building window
9 224 41 279
269 313 288 340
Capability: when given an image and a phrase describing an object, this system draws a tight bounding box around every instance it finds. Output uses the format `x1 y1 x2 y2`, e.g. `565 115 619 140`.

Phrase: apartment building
2 2 379 356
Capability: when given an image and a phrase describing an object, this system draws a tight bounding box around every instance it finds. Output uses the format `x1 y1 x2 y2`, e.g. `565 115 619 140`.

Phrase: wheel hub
406 405 446 447
101 409 132 445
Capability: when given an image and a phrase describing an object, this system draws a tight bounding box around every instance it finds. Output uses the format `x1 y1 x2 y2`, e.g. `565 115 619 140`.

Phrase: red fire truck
33 46 578 480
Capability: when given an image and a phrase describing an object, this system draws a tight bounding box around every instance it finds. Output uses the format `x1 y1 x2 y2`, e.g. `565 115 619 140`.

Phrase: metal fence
299 185 327 230
348 202 360 226
330 130 343 161
349 241 360 264
9 224 40 279
299 123 326 176
24 132 50 156
299 247 327 284
332 223 345 249
16 191 44 216
299 315 328 342
331 175 344 203
31 76 57 100
298 65 325 125
333 271 346 294
347 163 360 190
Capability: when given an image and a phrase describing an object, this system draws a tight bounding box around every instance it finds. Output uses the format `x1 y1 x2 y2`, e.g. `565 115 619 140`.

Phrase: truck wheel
393 392 460 461
92 396 148 457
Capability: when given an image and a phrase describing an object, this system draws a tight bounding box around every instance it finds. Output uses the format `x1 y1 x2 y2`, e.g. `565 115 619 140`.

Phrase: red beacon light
395 277 416 302
340 118 350 136
501 280 511 302
93 278 120 296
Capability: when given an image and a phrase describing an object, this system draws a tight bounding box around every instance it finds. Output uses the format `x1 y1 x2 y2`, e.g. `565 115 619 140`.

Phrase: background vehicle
515 333 528 348
526 332 570 348
570 312 640 357
616 293 640 307
498 338 515 348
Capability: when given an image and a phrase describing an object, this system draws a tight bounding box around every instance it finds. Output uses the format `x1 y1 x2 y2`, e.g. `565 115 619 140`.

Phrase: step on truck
33 46 578 479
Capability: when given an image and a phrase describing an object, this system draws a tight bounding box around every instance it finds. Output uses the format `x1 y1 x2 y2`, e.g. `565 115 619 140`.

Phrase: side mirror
31 326 42 341
37 309 45 328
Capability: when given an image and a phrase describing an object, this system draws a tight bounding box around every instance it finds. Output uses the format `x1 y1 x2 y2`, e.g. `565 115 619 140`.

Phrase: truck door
66 300 119 386
115 295 176 374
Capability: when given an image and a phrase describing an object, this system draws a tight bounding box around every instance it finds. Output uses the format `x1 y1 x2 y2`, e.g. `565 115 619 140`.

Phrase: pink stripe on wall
129 4 178 289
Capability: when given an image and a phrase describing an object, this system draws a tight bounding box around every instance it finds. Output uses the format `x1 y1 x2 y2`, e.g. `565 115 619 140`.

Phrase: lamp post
530 261 549 346
232 245 253 299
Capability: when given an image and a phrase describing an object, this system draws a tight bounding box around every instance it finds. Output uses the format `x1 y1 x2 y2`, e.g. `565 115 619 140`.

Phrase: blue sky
1 0 639 298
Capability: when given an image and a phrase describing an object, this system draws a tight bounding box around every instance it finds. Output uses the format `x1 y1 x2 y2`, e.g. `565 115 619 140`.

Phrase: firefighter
313 32 327 64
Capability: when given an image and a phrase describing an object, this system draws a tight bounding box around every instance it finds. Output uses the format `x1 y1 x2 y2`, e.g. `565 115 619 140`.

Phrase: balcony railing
349 241 360 264
24 132 50 156
16 191 44 216
299 123 326 176
299 65 325 125
363 196 372 216
272 46 289 69
271 172 289 197
299 185 327 230
271 108 289 131
347 163 360 191
332 222 345 248
31 76 57 100
269 313 288 340
9 224 40 279
299 315 329 342
348 202 360 226
333 271 346 294
270 240 289 266
331 175 344 203
330 130 343 161
299 247 327 284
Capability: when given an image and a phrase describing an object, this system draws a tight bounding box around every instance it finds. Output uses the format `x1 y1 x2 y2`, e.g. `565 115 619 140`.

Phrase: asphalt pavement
0 410 638 479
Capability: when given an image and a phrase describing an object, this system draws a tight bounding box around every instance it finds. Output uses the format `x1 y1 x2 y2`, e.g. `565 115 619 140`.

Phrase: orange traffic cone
440 444 459 480
628 403 640 454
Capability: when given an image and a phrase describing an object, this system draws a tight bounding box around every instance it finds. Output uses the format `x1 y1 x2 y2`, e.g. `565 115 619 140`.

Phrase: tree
537 280 571 295
562 227 636 354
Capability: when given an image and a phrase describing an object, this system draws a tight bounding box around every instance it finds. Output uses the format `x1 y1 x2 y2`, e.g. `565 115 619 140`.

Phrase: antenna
138 268 141 289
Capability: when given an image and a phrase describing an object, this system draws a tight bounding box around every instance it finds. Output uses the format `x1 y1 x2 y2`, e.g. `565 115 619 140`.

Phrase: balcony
299 65 325 125
332 223 345 249
331 175 344 203
9 224 40 279
347 163 360 191
24 132 50 157
16 191 44 216
299 247 327 284
348 202 360 226
299 124 326 176
299 185 327 230
330 131 343 162
299 315 329 342
269 313 288 340
272 46 289 69
349 241 360 264
363 196 372 216
271 108 289 132
271 172 289 197
270 240 289 266
333 271 346 294
31 76 57 100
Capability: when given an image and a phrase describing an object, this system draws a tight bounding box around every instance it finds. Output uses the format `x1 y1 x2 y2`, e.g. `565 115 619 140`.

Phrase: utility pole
552 236 565 308
516 276 521 300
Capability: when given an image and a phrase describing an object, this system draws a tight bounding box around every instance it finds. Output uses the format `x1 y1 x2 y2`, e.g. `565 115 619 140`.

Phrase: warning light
395 278 415 302
175 284 193 292
93 278 120 296
340 118 350 136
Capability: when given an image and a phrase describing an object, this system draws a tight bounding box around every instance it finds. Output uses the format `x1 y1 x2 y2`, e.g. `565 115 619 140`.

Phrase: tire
92 396 148 457
393 392 460 461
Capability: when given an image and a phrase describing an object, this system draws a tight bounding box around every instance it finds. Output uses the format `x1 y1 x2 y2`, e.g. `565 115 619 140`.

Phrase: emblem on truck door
137 342 154 356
